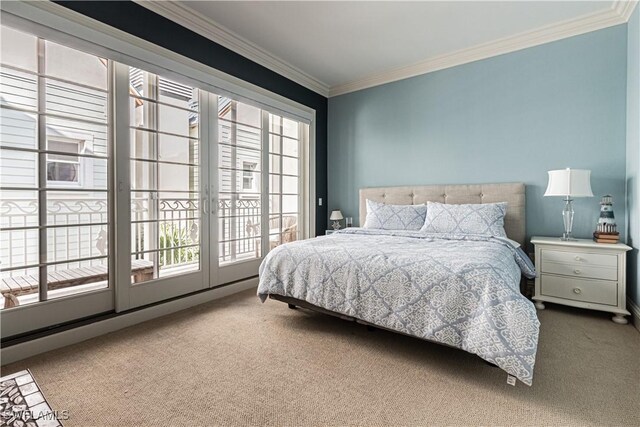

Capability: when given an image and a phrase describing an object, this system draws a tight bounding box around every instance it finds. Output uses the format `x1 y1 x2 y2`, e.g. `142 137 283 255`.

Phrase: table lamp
544 168 593 241
330 210 344 230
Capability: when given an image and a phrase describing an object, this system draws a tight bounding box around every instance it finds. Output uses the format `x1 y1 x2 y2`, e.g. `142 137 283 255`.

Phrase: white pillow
420 201 508 237
363 199 427 231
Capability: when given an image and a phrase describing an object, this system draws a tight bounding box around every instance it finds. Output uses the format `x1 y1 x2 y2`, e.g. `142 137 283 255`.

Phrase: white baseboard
1 279 258 365
628 297 640 334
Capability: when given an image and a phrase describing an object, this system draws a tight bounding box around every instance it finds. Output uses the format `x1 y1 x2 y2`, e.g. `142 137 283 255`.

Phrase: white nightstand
326 229 349 235
531 236 632 324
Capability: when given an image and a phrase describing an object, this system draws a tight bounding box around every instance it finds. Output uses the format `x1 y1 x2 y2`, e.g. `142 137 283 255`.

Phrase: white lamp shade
330 210 344 221
544 168 593 197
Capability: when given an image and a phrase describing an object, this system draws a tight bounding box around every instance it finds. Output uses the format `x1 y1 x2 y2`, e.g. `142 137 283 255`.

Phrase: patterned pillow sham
420 201 508 237
363 199 428 231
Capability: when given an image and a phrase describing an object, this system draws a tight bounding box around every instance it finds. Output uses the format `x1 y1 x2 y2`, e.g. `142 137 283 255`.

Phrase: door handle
202 196 208 214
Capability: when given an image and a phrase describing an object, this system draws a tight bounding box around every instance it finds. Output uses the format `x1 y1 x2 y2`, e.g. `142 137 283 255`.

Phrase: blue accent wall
328 25 628 245
626 6 639 305
56 1 328 236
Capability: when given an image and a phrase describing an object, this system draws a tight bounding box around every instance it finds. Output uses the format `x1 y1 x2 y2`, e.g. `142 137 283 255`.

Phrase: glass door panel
0 24 113 337
122 66 207 309
268 115 302 250
217 98 262 265
128 68 201 283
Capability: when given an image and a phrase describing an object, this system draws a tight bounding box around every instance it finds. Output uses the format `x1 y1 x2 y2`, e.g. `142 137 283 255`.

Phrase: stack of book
593 231 619 244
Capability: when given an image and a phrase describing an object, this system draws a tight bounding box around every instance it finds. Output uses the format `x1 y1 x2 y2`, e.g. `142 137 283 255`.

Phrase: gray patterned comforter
258 228 540 385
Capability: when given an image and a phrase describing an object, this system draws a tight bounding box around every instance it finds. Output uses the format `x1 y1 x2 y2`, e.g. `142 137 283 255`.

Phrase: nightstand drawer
542 262 617 281
540 275 617 306
541 249 617 268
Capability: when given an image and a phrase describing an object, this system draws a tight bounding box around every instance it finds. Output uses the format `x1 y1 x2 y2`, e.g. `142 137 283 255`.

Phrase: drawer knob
573 288 582 294
575 256 582 261
574 269 581 274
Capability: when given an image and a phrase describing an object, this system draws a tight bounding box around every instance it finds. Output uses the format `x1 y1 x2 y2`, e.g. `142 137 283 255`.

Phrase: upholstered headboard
359 183 526 246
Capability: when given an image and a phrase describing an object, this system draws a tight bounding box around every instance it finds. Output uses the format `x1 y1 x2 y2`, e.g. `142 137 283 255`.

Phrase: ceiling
139 1 634 96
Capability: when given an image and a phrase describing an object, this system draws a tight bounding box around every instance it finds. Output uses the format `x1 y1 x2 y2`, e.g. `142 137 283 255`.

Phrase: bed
257 183 540 385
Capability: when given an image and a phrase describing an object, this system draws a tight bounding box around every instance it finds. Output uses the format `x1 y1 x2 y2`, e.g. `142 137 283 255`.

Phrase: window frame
241 160 258 193
46 137 83 187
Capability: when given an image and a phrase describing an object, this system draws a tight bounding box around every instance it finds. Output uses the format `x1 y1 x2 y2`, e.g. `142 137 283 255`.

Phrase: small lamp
544 168 593 241
330 210 344 230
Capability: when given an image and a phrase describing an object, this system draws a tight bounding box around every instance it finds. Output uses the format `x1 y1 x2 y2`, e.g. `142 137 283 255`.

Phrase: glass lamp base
561 198 575 241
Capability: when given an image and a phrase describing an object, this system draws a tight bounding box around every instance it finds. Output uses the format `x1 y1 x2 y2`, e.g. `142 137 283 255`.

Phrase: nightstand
326 229 349 235
531 236 632 324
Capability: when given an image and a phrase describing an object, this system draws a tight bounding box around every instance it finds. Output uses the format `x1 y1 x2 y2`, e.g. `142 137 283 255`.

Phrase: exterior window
242 161 257 191
47 140 81 184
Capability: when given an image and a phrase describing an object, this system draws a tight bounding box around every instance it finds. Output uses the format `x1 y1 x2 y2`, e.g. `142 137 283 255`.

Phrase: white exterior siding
0 107 37 188
0 68 109 190
218 120 261 196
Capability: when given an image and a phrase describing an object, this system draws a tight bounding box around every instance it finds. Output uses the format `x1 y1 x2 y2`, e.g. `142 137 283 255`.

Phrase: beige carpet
2 289 639 426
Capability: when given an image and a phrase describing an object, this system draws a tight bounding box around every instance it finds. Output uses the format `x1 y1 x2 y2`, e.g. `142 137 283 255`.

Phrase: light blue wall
626 6 639 305
328 25 628 246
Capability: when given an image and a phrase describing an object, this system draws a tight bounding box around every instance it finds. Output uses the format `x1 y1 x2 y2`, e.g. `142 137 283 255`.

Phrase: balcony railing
218 198 261 262
1 196 269 278
131 196 201 269
1 195 295 308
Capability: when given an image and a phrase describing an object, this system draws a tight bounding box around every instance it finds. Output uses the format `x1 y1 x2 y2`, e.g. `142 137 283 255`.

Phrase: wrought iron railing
218 198 261 262
1 197 108 276
131 196 200 268
2 196 271 278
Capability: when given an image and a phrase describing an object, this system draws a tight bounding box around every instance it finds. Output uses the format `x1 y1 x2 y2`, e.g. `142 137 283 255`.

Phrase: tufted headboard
359 183 526 246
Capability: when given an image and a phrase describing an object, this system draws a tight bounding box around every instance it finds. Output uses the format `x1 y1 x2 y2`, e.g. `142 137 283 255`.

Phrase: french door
113 64 209 310
215 99 308 284
0 20 311 338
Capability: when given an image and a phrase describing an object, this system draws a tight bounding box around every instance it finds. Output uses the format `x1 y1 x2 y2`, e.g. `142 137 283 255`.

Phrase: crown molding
614 0 639 21
133 0 636 99
133 0 330 97
330 1 636 97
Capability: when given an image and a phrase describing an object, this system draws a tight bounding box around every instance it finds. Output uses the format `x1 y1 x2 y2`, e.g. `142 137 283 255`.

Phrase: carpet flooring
2 289 639 426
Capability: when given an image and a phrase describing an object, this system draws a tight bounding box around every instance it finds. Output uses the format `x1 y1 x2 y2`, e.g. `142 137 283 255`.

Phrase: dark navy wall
55 1 328 236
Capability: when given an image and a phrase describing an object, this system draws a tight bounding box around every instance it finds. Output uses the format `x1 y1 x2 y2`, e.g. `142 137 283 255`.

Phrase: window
217 98 309 265
0 5 314 335
0 23 110 309
242 161 257 191
47 140 82 183
269 114 303 249
218 98 262 263
129 67 201 282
